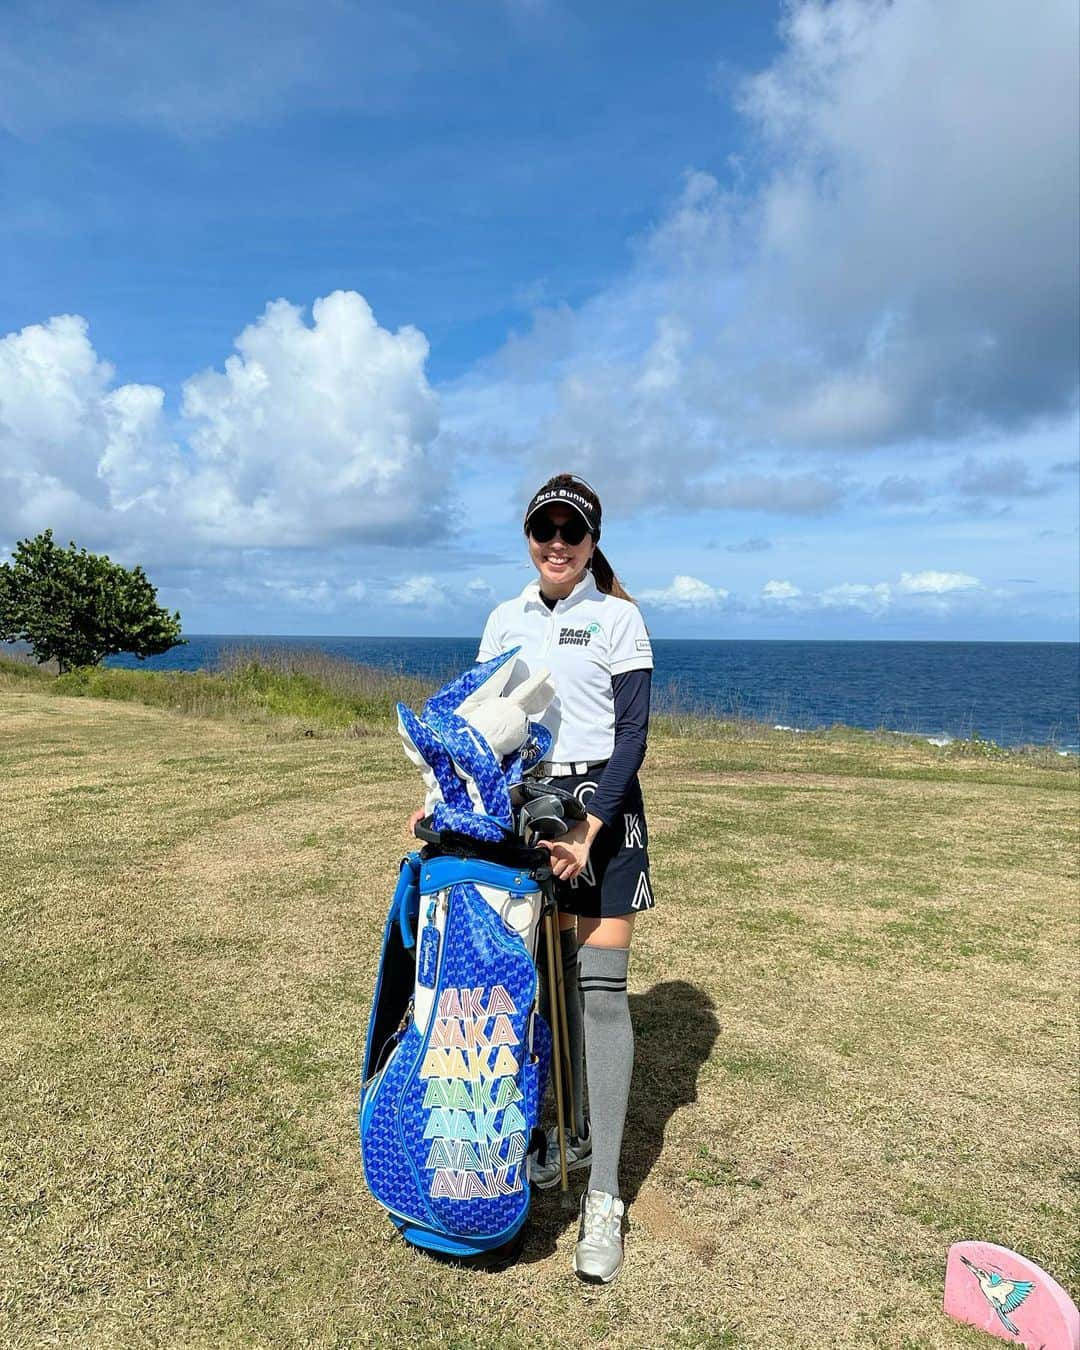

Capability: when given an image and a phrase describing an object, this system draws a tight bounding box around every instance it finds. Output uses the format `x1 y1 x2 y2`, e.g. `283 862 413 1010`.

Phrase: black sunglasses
527 512 591 546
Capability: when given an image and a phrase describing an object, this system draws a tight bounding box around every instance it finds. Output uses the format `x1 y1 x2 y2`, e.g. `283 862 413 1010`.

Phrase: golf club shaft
543 907 570 1192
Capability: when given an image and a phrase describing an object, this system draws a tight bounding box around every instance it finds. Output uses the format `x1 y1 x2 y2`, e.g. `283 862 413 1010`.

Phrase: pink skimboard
944 1241 1079 1348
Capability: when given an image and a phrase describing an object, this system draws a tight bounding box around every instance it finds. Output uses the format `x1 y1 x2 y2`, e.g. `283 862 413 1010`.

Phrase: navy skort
538 766 655 919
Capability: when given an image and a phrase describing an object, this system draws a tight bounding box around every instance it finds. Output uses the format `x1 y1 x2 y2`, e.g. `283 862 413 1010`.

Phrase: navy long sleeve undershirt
534 587 650 829
585 667 652 829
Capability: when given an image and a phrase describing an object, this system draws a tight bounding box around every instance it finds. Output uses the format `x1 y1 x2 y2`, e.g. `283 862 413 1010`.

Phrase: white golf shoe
572 1189 625 1284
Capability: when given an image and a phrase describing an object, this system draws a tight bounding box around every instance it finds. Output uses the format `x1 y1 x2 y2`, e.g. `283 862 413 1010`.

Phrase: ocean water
105 634 1080 752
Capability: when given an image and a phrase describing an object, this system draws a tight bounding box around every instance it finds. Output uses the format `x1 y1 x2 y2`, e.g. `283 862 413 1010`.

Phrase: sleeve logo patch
635 638 652 652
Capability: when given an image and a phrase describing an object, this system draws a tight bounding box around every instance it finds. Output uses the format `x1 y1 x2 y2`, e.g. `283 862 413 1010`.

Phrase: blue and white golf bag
359 650 557 1258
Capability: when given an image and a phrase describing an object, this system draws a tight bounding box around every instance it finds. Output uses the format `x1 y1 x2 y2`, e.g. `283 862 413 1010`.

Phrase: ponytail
590 546 635 603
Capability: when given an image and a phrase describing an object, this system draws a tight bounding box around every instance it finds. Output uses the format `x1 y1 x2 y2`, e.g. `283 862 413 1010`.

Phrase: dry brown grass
1 688 1076 1349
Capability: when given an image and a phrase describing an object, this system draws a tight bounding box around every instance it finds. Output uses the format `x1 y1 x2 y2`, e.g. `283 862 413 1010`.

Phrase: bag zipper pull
417 901 441 989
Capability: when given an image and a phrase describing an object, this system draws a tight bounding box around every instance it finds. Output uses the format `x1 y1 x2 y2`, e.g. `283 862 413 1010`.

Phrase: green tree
0 529 184 673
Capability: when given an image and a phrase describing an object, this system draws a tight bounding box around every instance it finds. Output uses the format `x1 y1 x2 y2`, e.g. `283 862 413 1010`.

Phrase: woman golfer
477 473 654 1283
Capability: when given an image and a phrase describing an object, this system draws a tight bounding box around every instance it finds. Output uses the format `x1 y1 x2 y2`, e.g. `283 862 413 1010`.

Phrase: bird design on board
959 1254 1035 1337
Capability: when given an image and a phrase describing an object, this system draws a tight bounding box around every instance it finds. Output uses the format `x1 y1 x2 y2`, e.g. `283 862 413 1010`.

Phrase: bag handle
394 853 422 950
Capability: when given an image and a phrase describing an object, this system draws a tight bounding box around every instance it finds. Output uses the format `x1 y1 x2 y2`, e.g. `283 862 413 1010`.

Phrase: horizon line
166 633 1080 646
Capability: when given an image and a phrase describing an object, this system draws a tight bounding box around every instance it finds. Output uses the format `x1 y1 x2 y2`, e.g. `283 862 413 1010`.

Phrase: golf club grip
413 819 441 845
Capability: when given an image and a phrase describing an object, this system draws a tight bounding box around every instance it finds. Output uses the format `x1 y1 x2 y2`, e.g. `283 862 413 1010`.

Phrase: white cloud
215 567 493 617
751 568 983 615
270 579 337 610
389 575 442 608
447 0 1078 508
389 573 497 611
762 579 801 601
638 567 991 620
897 570 980 595
0 314 158 522
819 581 893 614
221 574 348 611
770 371 898 446
179 292 440 547
738 0 1078 443
465 577 496 603
639 575 730 610
0 292 444 553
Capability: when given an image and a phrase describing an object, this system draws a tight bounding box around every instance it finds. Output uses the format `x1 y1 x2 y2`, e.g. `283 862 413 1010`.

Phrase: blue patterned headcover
397 649 553 844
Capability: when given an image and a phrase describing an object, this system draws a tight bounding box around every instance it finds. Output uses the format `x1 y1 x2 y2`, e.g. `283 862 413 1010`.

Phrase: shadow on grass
522 980 719 1264
623 980 721 1202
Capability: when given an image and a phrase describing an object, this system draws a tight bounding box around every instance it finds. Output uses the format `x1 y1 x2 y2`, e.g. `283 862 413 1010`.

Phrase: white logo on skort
631 872 654 910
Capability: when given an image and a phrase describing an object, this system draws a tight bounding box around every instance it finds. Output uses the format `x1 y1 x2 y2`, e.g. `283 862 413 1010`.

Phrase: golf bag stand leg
549 897 578 1208
542 902 571 1193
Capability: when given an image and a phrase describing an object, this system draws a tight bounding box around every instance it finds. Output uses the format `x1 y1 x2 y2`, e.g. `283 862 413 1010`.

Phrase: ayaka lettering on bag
418 983 529 1200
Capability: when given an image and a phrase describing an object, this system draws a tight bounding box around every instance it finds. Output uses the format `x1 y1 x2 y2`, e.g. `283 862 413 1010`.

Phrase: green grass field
1 669 1077 1348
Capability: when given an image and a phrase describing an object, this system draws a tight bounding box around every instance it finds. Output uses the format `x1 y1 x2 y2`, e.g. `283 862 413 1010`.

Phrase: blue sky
2 0 1078 641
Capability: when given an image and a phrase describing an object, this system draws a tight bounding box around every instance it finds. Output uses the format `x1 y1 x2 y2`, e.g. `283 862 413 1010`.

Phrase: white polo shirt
477 572 653 762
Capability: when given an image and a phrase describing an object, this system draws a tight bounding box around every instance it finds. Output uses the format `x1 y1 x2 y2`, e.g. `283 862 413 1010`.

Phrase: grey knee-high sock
578 945 633 1198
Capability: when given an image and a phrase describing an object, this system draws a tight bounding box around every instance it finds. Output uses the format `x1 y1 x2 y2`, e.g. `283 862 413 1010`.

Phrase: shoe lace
582 1196 620 1242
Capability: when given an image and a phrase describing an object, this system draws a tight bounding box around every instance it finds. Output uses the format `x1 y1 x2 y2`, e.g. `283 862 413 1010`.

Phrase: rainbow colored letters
420 984 529 1200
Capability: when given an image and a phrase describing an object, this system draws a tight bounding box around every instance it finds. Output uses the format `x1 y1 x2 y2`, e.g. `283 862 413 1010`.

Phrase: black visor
523 483 601 539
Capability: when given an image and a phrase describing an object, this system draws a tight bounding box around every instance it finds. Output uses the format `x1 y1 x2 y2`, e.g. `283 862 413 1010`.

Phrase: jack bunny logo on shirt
559 622 601 647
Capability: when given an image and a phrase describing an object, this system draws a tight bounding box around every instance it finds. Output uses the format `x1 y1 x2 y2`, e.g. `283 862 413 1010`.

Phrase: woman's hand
406 806 425 839
538 816 602 881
